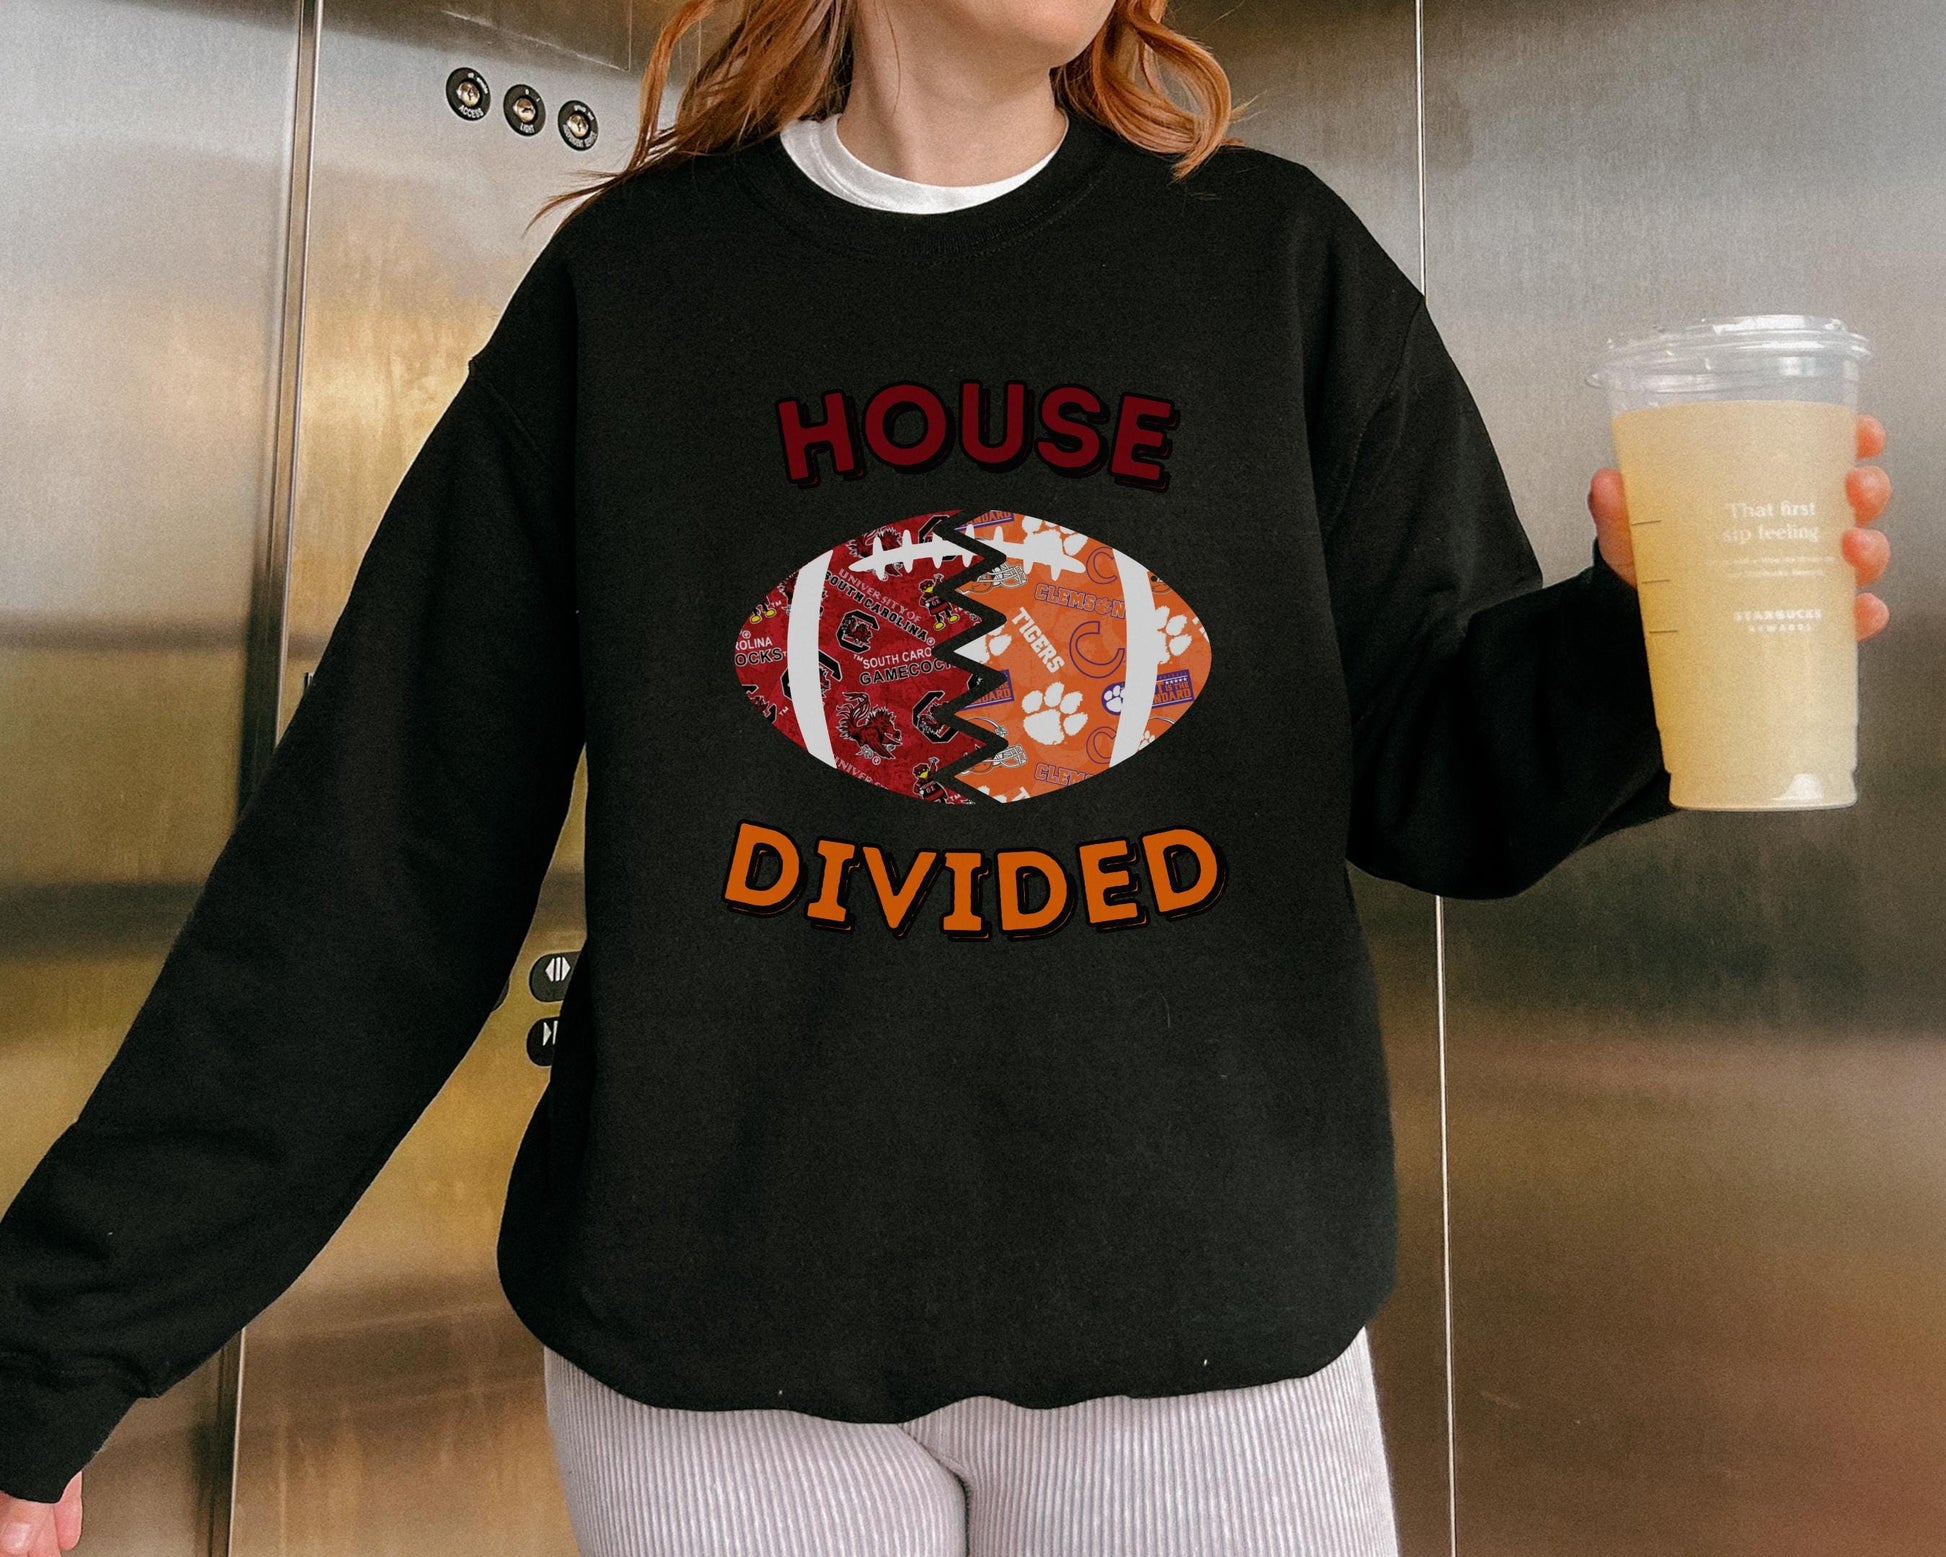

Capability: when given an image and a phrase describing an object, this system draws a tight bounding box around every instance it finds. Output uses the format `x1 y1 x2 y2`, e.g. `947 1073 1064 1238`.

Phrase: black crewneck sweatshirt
0 110 1677 1502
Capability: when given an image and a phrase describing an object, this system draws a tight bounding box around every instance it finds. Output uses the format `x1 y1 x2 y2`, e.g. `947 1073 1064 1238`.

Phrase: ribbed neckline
733 109 1119 259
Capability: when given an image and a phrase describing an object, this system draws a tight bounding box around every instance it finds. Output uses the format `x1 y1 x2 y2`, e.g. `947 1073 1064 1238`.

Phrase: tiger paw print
1014 517 1089 580
959 626 1013 665
1154 605 1195 665
1021 681 1087 745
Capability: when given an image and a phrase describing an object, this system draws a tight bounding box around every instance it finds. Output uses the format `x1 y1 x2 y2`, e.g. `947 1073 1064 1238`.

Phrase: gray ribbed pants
542 1327 1401 1556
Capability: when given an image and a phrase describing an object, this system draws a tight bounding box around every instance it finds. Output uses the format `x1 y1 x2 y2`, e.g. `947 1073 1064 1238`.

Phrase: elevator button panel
559 100 597 151
445 68 595 150
526 1016 557 1067
529 947 577 1001
504 83 543 136
446 66 489 120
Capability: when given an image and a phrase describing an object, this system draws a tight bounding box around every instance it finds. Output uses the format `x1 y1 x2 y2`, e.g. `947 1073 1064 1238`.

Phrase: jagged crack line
926 516 1014 803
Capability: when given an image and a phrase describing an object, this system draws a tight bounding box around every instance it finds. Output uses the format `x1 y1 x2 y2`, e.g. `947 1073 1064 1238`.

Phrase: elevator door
228 2 653 1552
1193 1 1946 1552
1 1 300 1551
1426 2 1946 1551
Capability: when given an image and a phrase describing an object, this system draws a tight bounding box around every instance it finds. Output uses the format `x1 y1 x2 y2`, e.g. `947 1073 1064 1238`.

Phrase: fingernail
2 1521 35 1553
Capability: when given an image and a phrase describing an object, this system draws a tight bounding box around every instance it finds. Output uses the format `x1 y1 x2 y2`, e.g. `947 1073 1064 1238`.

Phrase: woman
0 0 1894 1553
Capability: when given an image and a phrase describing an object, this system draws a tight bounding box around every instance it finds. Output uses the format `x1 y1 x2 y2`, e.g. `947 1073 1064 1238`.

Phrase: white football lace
847 525 1086 582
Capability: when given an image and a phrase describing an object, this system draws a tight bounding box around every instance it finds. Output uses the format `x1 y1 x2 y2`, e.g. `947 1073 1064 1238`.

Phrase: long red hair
533 0 1246 228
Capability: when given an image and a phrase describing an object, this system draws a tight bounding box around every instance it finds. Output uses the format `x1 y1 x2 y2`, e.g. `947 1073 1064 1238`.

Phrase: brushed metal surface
17 1 1939 1553
0 0 300 1550
1425 2 1946 1552
226 3 662 1553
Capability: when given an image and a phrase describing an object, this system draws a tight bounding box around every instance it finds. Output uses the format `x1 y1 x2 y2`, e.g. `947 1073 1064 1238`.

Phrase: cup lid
1587 313 1872 389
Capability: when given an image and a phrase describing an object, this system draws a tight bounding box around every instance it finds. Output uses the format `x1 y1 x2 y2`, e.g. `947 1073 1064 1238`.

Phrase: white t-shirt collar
777 111 1066 213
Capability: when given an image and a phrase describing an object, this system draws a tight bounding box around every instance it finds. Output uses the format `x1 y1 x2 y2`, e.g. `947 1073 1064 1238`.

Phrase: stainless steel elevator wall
1423 4 1944 1551
230 4 664 1554
1 2 302 1550
4 0 1940 1553
1 0 668 1550
1202 1 1946 1553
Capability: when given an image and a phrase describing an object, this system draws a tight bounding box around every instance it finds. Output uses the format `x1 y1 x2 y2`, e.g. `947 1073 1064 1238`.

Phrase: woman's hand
1588 412 1893 640
1 1473 83 1555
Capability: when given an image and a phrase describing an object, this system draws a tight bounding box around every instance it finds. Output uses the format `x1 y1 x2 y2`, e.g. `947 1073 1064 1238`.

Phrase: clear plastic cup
1587 314 1873 810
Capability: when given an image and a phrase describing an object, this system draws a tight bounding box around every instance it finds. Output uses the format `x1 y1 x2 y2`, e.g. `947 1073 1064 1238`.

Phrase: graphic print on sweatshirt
734 509 1212 804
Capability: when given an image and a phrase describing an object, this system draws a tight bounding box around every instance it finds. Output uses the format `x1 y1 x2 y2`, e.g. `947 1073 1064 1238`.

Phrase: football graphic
734 509 1212 804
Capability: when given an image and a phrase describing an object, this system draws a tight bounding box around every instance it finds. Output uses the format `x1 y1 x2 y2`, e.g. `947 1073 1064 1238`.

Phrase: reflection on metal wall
6 0 1940 1551
0 1 301 1551
1196 2 1945 1552
0 0 668 1550
232 1 662 1553
1426 2 1946 1551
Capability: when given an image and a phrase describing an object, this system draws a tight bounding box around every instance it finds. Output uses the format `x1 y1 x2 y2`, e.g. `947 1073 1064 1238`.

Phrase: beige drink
1590 314 1871 810
1611 398 1859 808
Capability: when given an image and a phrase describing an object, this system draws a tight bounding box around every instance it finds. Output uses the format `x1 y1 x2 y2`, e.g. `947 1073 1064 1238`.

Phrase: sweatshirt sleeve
0 304 584 1499
1319 294 1677 899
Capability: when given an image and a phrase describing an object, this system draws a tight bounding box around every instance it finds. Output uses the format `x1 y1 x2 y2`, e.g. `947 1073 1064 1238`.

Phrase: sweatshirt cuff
1574 534 1677 819
1580 534 1654 695
1587 531 1639 607
0 1359 143 1504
